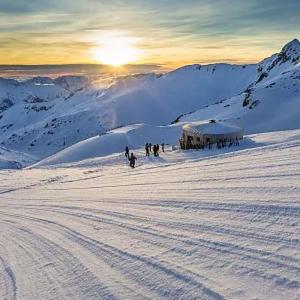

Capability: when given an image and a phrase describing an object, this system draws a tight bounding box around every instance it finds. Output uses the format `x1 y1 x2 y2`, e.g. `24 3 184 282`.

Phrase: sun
92 37 139 67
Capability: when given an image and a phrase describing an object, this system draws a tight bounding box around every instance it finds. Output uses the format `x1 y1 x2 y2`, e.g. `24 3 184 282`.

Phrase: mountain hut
180 120 243 149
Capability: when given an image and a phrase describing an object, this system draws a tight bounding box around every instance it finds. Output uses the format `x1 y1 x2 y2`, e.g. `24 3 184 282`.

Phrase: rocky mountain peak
255 39 300 84
281 39 300 54
279 38 300 64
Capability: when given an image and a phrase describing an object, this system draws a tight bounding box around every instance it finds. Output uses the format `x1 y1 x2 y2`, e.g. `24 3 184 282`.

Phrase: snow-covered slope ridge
182 39 300 134
0 130 299 300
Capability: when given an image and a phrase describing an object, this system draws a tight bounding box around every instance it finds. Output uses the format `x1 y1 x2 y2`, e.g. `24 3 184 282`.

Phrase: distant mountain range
0 64 162 80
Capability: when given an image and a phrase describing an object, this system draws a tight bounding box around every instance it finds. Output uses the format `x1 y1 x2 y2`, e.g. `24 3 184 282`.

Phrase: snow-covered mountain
181 39 300 133
0 39 299 167
0 64 256 164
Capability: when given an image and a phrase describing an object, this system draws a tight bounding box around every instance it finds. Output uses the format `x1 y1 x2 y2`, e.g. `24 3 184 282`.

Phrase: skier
145 143 150 156
161 143 165 152
129 153 137 168
125 146 129 158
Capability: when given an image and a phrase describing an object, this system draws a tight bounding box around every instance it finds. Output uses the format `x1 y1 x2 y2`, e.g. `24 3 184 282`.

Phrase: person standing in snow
161 143 165 152
221 139 225 148
153 144 156 156
129 153 137 168
125 146 129 158
149 143 152 152
145 143 150 156
155 144 160 157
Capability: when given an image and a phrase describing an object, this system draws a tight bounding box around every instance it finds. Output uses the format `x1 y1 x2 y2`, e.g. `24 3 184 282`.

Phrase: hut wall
181 128 243 149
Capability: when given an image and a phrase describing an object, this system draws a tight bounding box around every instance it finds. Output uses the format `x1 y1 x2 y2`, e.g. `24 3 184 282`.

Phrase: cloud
0 0 299 65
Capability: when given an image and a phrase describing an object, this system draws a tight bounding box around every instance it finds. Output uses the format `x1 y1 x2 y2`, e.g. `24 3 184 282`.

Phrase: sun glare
93 37 139 66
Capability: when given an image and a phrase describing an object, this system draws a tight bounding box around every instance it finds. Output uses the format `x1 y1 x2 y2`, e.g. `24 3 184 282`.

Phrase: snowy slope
0 129 299 300
0 75 99 160
181 39 300 134
96 64 256 127
0 64 256 161
32 123 183 166
31 122 300 168
0 146 37 169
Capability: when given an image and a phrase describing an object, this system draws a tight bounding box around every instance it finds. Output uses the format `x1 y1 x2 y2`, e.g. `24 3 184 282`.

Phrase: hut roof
183 121 243 135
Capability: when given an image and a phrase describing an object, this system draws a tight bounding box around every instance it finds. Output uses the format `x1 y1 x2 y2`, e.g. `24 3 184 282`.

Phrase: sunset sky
0 0 299 68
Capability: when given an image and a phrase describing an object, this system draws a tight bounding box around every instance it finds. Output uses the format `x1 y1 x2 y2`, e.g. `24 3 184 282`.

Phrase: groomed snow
0 129 299 300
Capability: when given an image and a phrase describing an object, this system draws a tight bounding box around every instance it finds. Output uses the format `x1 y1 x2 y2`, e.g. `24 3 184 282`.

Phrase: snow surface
0 130 299 299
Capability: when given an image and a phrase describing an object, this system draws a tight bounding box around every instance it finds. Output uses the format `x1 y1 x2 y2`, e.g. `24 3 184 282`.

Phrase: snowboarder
125 146 129 158
145 143 150 156
129 153 137 168
161 143 165 152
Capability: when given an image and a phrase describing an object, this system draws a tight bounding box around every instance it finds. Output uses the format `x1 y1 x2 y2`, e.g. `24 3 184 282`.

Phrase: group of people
216 138 239 149
145 143 165 157
180 137 241 150
125 143 166 168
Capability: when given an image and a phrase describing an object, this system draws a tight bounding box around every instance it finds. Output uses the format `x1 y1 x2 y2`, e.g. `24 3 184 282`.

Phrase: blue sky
0 0 299 66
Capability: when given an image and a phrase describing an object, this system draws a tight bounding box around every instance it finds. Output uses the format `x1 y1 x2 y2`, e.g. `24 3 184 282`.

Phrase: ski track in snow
0 138 300 299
